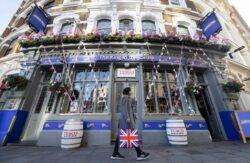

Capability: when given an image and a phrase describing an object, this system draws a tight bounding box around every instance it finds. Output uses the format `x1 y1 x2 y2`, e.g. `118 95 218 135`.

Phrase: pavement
1 141 250 163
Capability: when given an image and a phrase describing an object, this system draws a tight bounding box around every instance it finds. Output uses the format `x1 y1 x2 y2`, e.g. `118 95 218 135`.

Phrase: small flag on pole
119 129 139 148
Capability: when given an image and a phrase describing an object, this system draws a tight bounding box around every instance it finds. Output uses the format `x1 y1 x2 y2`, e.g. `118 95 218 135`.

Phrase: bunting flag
199 11 222 39
27 4 49 33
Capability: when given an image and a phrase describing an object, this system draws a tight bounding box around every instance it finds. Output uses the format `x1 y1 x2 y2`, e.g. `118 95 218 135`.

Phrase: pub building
18 39 229 146
0 0 240 146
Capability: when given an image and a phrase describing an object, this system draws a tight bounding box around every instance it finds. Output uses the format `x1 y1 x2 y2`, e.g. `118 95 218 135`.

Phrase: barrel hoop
61 142 81 145
63 129 83 132
61 136 83 139
169 140 187 142
167 134 187 136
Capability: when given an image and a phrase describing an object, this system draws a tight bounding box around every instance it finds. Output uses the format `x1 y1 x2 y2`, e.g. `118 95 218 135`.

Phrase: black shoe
110 153 125 160
137 152 150 161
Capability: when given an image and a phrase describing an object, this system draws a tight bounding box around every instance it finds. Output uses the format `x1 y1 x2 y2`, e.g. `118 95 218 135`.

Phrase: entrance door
195 87 223 140
111 82 139 141
23 85 53 141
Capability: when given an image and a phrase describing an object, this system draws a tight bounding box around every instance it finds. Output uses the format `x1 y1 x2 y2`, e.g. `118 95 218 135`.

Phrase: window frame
142 20 156 35
97 19 111 35
119 19 134 33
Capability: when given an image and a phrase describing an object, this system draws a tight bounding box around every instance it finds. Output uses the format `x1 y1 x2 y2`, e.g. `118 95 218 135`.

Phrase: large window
97 19 111 35
143 68 184 114
177 25 190 36
58 67 110 114
142 20 156 35
119 19 134 33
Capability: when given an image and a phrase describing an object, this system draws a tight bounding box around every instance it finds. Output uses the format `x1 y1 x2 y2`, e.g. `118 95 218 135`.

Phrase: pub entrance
194 86 223 140
111 64 142 142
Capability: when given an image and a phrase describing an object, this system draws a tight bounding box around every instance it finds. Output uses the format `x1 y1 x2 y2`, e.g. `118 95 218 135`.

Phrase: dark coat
119 95 136 130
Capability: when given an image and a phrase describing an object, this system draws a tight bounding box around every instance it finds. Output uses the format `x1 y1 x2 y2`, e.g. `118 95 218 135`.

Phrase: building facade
0 0 249 146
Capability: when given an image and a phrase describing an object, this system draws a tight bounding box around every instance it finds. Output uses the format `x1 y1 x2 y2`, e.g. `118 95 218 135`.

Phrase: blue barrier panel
235 112 250 138
219 111 240 141
0 110 29 144
142 120 208 130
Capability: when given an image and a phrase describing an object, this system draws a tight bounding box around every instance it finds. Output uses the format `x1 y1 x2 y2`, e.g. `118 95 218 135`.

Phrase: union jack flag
119 129 139 148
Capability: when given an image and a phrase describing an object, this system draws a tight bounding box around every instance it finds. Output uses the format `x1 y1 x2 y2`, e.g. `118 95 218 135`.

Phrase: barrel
166 119 188 145
61 119 83 149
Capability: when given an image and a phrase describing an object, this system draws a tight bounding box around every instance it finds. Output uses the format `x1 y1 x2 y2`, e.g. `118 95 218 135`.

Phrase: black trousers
113 135 142 156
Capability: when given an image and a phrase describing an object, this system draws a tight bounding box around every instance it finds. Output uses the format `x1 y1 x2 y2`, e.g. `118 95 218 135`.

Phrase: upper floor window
119 19 134 33
177 25 189 36
60 22 74 35
142 20 156 35
97 19 111 35
170 0 186 7
44 0 55 10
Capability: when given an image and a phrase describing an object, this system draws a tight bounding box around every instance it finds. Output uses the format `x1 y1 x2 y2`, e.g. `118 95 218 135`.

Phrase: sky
0 0 249 36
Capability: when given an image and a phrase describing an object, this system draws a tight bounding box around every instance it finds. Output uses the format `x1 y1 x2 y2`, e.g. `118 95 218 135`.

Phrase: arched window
43 0 55 10
97 19 111 35
119 19 134 32
177 25 189 36
142 20 156 35
60 22 74 35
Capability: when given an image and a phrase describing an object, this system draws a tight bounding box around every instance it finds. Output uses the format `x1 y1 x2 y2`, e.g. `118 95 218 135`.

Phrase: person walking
111 87 150 160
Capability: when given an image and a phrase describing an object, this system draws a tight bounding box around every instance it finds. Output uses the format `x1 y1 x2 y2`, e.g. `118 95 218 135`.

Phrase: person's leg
111 136 125 159
134 145 150 160
134 146 142 156
113 135 119 154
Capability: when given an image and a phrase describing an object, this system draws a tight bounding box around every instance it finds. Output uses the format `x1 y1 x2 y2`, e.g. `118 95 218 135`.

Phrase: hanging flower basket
49 81 69 94
185 82 203 95
223 80 244 93
2 75 28 90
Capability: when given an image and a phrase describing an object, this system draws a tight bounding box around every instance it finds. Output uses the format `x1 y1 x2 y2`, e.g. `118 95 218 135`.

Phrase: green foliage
223 80 244 93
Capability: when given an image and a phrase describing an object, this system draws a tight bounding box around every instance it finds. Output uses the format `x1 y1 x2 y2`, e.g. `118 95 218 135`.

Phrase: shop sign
200 11 222 39
27 5 49 33
117 68 136 78
40 54 208 68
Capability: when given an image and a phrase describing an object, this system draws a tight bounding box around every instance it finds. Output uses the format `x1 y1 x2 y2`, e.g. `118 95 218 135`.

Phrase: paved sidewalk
1 141 250 163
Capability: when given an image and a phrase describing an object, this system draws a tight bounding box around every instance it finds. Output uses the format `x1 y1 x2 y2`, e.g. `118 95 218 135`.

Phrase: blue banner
200 11 222 39
27 5 49 33
236 112 250 137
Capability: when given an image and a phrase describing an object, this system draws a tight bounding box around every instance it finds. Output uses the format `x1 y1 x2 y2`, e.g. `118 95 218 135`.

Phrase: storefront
19 44 228 146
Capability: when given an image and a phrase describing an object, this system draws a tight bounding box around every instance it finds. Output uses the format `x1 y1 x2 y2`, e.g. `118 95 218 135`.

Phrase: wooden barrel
166 119 188 145
61 119 83 149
